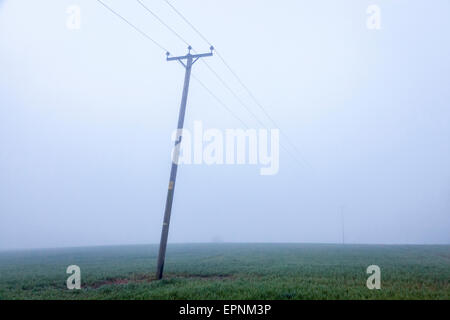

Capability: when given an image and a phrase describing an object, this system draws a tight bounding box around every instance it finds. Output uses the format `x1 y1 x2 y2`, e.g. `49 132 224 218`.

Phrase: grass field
0 243 448 300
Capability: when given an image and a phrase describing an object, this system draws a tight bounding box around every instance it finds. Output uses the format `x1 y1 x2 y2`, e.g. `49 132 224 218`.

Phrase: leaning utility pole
156 46 213 280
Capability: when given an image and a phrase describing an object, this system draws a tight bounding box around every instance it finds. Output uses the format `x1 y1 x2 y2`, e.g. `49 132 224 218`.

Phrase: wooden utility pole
156 46 213 280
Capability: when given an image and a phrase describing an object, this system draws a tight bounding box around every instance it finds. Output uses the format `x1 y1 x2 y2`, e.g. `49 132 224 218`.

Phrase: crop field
0 244 448 300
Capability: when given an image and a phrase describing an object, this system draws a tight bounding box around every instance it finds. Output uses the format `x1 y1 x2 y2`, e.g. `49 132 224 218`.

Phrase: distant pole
341 205 345 245
156 46 213 280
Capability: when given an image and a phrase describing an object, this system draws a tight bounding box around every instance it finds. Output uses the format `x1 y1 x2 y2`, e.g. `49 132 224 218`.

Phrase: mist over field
1 0 449 250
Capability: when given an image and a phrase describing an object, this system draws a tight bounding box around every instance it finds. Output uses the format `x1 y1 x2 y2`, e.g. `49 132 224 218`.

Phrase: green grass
0 243 448 300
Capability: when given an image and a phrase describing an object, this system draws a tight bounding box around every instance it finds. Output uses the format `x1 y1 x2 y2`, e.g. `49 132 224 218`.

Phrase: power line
194 74 308 169
98 1 248 131
163 0 312 169
199 59 310 168
135 2 258 129
201 61 267 129
96 0 168 52
163 0 212 46
200 60 309 168
99 0 309 168
138 1 274 132
134 1 248 129
215 51 312 168
192 74 249 129
136 0 190 47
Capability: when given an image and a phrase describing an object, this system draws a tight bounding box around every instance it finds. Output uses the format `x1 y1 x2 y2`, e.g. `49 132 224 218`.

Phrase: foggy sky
0 0 449 250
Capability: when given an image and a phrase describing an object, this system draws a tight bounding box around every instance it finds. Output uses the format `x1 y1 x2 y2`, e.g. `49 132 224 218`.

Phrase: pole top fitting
188 46 192 53
210 46 214 52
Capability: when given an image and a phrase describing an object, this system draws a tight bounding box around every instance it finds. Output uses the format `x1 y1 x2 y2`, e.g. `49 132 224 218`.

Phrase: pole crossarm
167 52 213 62
166 46 214 64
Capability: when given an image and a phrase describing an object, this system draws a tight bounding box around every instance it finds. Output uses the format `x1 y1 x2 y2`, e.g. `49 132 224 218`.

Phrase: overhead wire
162 0 312 168
136 0 190 47
134 0 254 130
162 0 211 46
191 75 250 129
96 0 168 52
98 0 309 168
